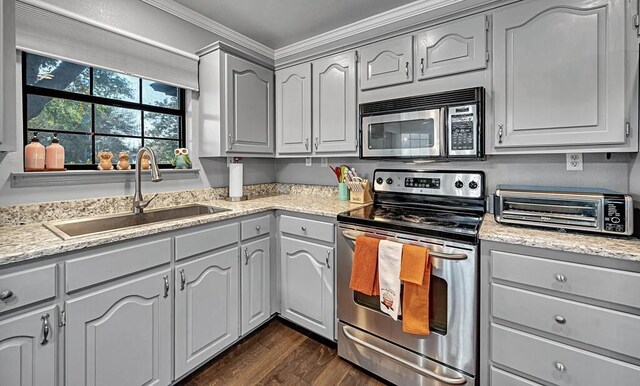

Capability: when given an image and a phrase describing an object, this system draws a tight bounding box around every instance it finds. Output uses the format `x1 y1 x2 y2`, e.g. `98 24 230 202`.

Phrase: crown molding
273 0 466 61
140 0 274 60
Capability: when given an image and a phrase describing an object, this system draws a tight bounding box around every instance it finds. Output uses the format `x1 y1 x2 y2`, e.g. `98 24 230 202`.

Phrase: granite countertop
0 194 366 267
480 214 640 262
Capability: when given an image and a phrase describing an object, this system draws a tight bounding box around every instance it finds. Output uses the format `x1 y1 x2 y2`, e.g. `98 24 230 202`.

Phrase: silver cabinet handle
305 137 309 150
497 124 504 144
314 137 319 150
228 134 233 149
405 62 409 78
326 251 331 269
554 362 566 373
41 313 50 345
555 273 567 283
179 269 186 291
420 58 425 75
301 226 307 232
554 315 566 324
342 325 466 384
256 225 261 232
163 275 169 298
244 247 250 265
0 290 13 302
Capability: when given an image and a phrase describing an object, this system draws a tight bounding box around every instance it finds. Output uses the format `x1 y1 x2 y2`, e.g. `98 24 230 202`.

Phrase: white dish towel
378 239 403 321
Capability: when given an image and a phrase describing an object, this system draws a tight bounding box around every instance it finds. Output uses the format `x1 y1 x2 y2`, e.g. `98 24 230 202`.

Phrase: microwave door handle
441 107 447 156
340 230 467 260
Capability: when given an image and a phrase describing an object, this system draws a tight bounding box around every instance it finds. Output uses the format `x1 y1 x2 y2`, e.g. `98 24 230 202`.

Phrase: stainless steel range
337 169 485 386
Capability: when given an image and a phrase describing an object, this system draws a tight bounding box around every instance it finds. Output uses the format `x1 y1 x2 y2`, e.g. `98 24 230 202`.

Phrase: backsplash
0 183 338 226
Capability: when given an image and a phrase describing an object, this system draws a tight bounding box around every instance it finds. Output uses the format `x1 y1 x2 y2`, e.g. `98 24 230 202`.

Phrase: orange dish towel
401 245 431 335
349 235 381 296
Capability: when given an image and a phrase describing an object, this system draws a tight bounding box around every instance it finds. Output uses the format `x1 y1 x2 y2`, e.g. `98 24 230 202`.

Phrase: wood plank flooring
177 318 391 386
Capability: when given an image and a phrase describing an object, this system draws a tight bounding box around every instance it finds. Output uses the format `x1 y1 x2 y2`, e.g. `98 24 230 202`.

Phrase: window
22 53 186 169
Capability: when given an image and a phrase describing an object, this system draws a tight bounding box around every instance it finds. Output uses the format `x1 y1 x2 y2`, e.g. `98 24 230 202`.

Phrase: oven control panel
374 170 484 198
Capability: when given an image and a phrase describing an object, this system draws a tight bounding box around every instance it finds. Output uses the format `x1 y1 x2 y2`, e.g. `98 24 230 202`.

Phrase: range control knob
454 180 464 189
386 178 394 185
376 177 383 185
468 181 478 190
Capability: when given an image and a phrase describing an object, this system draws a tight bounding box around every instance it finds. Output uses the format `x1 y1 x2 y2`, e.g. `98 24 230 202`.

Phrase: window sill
10 169 200 188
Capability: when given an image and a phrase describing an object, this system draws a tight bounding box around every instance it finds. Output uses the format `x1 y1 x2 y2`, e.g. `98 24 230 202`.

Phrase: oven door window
353 276 448 335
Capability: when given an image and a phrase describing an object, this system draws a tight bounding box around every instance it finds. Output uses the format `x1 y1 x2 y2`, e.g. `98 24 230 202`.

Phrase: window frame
22 53 186 170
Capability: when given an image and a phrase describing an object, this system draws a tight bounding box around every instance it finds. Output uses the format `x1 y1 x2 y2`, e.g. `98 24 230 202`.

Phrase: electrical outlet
320 157 328 167
566 153 583 171
305 157 312 166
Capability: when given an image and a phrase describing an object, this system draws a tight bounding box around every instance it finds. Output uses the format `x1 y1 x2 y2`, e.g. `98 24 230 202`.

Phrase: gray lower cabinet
65 269 172 386
241 237 271 335
481 241 640 386
359 35 413 91
279 236 334 340
312 51 358 154
0 305 57 386
175 247 239 379
275 63 312 155
490 0 626 151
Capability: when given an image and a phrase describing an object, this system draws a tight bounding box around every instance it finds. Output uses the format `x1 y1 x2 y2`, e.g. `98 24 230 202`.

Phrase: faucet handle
139 193 158 209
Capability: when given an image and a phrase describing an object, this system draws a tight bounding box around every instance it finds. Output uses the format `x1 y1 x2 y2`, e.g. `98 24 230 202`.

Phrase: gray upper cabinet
175 247 239 378
415 14 488 81
241 237 271 335
359 35 413 90
312 52 358 154
276 63 312 155
491 0 625 150
65 270 172 386
0 0 16 153
280 236 334 340
0 306 57 386
225 54 274 154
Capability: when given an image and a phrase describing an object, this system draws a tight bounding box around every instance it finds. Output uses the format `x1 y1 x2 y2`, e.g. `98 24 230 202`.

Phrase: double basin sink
45 204 231 240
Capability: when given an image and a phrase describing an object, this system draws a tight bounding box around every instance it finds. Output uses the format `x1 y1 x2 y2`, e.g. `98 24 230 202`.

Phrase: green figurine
171 148 192 169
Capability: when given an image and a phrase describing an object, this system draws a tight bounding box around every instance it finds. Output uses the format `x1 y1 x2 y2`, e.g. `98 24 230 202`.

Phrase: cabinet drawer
491 367 540 386
175 223 238 260
66 238 171 293
0 264 56 314
491 324 640 386
241 215 271 241
492 284 640 359
491 250 640 308
280 215 334 243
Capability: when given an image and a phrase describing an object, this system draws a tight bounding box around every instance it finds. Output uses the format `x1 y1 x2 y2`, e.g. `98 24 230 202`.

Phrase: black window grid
22 53 186 170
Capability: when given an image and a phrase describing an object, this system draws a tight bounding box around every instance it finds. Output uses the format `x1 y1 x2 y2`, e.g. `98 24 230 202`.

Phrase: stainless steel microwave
359 87 485 160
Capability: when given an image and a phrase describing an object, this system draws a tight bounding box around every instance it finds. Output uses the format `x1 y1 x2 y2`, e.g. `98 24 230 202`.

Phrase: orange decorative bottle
25 132 45 171
45 133 65 170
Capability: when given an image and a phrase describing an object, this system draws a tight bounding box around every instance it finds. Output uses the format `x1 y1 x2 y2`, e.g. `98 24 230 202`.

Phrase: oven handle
342 325 467 385
341 230 468 261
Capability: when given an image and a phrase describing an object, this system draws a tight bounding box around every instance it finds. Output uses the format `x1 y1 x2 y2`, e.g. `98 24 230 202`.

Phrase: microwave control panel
448 104 478 157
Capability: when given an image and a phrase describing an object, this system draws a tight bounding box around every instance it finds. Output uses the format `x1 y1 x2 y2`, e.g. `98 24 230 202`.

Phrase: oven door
361 108 444 158
337 224 477 377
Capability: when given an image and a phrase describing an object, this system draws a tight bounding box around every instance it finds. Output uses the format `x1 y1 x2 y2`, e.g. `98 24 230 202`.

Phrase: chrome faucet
133 147 163 214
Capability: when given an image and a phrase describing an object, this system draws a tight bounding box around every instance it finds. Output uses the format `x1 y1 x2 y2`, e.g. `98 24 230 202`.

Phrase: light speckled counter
480 214 640 262
0 193 366 267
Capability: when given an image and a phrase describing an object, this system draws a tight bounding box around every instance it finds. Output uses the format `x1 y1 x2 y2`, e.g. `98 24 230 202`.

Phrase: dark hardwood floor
178 318 391 386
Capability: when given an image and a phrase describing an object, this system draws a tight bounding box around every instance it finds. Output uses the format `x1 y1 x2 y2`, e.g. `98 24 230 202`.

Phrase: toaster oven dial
468 181 478 190
386 178 394 185
454 180 464 189
376 177 383 185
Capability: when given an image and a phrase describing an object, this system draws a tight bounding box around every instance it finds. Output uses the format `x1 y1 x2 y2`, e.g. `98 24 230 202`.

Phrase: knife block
349 181 373 204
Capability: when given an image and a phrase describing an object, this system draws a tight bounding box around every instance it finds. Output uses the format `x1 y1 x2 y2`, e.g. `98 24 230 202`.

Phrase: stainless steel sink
44 204 231 240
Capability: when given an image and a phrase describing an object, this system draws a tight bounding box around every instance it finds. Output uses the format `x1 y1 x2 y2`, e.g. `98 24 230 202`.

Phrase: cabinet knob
301 226 307 232
163 275 170 298
256 225 261 231
179 269 186 291
405 62 409 78
228 134 234 149
305 137 309 150
554 315 566 324
326 251 331 269
41 313 50 346
244 247 250 265
314 137 319 151
555 273 567 283
497 124 504 144
420 58 425 75
0 289 14 302
554 361 566 373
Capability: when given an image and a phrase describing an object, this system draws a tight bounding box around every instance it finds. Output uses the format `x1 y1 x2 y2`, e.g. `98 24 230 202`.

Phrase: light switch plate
566 153 583 171
305 157 312 166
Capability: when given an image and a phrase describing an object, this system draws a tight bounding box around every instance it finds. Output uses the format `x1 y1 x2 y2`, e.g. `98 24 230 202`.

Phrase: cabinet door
415 14 488 81
280 236 334 340
312 52 358 154
276 63 312 155
492 0 625 148
360 35 413 90
0 0 16 152
175 247 239 378
241 237 270 335
225 54 274 154
0 306 57 386
65 270 172 386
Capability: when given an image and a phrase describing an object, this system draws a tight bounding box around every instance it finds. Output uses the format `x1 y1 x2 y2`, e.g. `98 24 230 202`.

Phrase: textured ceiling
173 0 418 49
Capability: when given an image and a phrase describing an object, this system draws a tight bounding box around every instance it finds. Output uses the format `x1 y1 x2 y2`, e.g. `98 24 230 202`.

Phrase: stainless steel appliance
359 87 484 160
494 186 633 236
337 169 485 385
